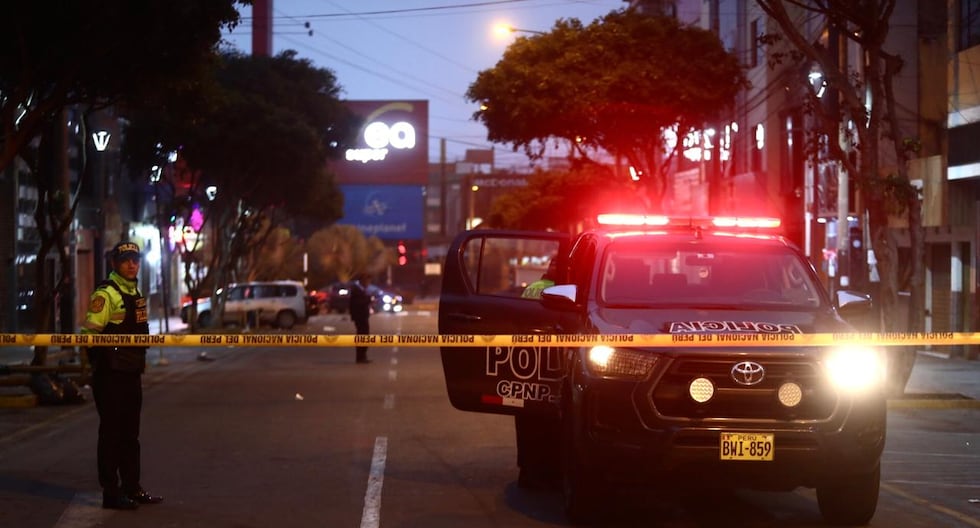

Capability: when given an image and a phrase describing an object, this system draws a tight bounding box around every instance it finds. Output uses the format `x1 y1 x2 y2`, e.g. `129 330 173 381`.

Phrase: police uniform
81 241 163 510
520 278 555 299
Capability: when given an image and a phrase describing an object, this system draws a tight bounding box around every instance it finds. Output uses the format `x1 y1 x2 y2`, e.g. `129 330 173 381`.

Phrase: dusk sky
220 0 628 170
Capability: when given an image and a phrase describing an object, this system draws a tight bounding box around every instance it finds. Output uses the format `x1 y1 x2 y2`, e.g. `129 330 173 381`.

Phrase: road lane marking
53 491 111 527
384 394 395 410
886 479 980 488
388 370 397 381
881 482 980 527
360 436 388 528
885 450 980 459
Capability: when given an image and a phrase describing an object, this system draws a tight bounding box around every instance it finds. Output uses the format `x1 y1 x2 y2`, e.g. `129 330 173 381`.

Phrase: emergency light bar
597 214 781 230
596 214 669 226
712 217 781 229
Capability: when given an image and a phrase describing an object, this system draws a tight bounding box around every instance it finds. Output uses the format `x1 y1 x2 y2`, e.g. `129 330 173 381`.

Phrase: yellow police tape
1 332 979 348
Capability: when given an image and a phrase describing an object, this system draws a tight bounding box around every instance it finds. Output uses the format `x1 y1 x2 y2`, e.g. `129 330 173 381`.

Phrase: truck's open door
438 230 571 416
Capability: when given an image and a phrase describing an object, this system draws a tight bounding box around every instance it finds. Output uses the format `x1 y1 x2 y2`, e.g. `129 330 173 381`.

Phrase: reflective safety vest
84 275 150 373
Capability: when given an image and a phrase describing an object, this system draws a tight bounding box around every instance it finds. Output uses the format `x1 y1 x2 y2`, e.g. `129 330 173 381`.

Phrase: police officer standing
81 241 163 510
349 272 373 364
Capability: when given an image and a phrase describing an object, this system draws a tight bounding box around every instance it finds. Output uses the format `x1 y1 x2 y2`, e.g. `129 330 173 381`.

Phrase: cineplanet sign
346 103 417 164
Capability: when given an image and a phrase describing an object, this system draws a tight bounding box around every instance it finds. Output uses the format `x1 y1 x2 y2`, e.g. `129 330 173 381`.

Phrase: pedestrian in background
81 241 164 510
349 272 374 364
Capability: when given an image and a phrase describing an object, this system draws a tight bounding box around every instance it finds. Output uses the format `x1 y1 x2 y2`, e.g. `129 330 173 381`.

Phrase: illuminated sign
345 121 416 163
332 100 428 185
339 185 423 240
92 131 111 152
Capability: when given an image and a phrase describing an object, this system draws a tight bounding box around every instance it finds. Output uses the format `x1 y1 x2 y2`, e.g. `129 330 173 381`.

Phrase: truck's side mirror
540 284 578 311
835 289 873 326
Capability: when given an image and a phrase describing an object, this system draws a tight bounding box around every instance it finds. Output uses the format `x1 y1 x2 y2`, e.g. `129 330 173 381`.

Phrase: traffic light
397 240 407 266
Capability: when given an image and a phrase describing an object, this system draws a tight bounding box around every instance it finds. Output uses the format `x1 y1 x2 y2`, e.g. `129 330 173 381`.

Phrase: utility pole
440 138 447 237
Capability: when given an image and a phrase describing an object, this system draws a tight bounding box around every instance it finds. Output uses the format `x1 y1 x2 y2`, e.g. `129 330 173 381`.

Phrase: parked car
439 216 885 525
180 280 309 329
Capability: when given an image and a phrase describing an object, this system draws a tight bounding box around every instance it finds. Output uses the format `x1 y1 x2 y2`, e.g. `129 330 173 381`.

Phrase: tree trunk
885 196 928 395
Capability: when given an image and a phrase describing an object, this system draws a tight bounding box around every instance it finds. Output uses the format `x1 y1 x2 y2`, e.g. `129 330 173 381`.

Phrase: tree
0 1 243 359
122 50 360 327
466 10 747 207
306 225 390 286
487 165 640 232
754 0 925 395
0 1 245 174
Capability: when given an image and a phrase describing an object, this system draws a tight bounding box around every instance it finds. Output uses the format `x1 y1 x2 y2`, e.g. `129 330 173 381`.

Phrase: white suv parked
182 280 309 329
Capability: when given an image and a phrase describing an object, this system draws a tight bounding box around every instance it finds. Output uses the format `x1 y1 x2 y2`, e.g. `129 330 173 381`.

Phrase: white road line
388 370 397 381
390 357 399 365
360 436 388 528
384 393 395 410
53 491 111 527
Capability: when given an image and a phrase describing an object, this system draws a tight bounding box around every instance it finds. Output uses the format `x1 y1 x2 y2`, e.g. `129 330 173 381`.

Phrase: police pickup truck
438 215 885 525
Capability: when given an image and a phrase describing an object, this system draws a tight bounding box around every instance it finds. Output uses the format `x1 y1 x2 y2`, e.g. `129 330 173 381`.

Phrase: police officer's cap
111 241 141 262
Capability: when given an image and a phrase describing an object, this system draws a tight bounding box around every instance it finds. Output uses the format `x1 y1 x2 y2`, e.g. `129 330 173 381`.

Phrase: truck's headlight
587 346 657 379
823 346 884 393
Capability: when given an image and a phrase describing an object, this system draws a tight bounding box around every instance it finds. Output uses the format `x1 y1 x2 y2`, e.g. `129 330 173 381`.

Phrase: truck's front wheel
816 463 880 526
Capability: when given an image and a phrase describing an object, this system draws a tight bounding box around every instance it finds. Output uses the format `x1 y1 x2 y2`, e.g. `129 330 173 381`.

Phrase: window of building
750 18 761 68
960 0 980 50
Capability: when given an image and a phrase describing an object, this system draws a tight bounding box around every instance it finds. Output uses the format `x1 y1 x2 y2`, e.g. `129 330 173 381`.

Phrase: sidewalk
0 316 188 369
902 351 980 402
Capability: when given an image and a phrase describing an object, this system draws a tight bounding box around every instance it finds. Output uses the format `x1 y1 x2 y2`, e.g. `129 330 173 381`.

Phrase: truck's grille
650 356 837 421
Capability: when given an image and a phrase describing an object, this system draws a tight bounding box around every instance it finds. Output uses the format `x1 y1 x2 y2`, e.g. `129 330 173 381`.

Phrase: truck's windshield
599 241 824 308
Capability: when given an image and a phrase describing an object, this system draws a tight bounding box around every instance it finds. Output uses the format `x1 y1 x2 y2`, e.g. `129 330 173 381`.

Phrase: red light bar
597 214 781 230
712 217 781 229
596 214 669 226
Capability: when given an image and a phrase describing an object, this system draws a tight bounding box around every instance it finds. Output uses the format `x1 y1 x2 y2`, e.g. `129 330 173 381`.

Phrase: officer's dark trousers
354 317 369 361
92 368 143 495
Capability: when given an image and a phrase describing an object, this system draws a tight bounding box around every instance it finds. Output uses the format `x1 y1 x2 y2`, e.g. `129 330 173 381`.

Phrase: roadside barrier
2 331 979 348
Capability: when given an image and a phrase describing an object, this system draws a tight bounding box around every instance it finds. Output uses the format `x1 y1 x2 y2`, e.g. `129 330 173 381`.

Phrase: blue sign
339 185 423 240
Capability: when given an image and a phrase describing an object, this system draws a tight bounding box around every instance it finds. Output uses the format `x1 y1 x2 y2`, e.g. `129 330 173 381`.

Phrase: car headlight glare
587 346 657 379
824 346 884 393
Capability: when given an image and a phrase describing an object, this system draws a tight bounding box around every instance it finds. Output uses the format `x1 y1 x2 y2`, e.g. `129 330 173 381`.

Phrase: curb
0 394 38 409
887 393 980 410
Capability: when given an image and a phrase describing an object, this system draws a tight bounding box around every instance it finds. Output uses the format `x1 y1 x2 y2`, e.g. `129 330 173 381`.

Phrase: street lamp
492 22 545 39
467 183 481 230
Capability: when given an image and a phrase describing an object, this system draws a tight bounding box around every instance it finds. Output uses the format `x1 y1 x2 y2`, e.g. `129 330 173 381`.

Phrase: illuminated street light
492 22 545 40
467 180 482 230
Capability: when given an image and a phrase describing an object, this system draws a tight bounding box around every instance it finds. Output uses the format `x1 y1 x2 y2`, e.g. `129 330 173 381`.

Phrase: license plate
720 432 774 461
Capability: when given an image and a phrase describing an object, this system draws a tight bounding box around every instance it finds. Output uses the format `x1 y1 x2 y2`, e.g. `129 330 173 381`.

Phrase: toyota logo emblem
731 361 765 386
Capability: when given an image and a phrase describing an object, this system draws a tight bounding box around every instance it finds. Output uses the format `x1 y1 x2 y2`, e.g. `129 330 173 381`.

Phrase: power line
239 0 592 21
322 1 477 74
272 8 464 101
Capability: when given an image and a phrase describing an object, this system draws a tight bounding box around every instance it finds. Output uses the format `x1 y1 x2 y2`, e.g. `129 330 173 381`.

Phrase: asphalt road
0 310 978 527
